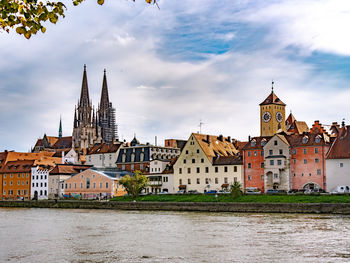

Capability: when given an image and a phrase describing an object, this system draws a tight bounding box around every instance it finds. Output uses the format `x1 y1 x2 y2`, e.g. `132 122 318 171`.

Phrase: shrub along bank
110 194 350 203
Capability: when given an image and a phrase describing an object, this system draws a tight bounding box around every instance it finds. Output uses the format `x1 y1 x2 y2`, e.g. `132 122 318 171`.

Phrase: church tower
72 65 101 149
98 69 118 143
260 82 286 136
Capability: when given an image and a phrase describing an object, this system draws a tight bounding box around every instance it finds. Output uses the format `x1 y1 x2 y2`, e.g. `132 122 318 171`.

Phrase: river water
1 208 350 263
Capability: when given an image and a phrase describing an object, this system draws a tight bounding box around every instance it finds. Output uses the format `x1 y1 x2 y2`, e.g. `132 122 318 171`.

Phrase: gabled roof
242 136 272 150
275 134 290 146
212 155 243 165
52 136 72 149
327 126 350 159
49 164 92 175
284 132 328 147
260 91 286 106
87 142 122 154
286 113 296 127
193 133 238 158
0 160 35 173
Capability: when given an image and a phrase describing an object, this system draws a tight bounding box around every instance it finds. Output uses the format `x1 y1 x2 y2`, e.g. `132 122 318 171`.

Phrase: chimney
155 136 157 146
206 135 210 144
218 135 223 142
342 119 345 128
248 135 251 141
227 136 231 142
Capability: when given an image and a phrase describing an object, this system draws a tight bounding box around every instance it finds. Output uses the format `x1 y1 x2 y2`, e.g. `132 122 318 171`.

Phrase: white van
331 185 350 194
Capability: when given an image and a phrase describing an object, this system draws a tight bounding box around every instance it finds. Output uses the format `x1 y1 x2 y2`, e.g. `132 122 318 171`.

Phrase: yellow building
260 87 286 137
173 133 244 193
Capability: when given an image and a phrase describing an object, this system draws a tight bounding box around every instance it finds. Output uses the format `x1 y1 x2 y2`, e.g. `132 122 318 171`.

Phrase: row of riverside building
1 66 350 199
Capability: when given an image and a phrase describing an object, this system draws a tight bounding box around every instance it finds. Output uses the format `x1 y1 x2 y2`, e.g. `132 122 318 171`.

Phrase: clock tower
260 83 286 136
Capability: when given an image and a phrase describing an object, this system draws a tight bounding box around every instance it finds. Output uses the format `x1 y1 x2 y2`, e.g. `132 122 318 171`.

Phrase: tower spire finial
271 80 274 93
58 115 63 139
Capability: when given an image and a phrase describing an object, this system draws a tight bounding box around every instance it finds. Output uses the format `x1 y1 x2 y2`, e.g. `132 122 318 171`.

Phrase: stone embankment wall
1 200 350 214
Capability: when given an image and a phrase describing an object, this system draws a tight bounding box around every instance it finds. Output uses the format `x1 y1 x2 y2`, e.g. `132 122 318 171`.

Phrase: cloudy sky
1 0 350 151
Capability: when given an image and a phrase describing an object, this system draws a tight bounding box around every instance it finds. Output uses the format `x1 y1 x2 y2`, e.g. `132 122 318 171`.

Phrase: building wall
2 172 31 200
326 159 350 192
244 148 265 192
290 145 328 190
30 167 49 200
63 169 126 198
150 160 169 174
86 152 118 168
173 134 243 193
48 174 71 199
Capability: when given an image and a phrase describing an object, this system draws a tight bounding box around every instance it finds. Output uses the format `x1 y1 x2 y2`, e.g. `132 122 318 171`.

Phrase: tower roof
260 91 286 106
80 64 90 107
100 69 110 112
286 112 296 125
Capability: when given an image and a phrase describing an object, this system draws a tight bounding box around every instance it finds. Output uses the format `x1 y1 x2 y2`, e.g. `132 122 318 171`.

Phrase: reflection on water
1 208 350 263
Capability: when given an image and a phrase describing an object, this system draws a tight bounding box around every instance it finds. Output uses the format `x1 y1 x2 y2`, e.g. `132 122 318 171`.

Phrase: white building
173 133 244 193
31 166 50 199
326 125 350 192
144 159 176 194
86 143 122 168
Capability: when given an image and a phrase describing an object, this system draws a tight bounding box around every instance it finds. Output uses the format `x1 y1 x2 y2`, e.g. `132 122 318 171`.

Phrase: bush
230 182 242 199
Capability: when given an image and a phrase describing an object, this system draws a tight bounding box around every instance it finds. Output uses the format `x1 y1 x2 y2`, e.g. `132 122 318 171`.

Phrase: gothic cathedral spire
58 116 62 139
80 64 90 108
100 69 110 114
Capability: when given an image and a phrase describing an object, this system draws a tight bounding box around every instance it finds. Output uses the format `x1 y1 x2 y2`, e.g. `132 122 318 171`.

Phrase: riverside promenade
2 200 350 214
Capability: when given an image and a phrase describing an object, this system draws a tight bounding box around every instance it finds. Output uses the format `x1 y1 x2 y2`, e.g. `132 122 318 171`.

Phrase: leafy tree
230 181 242 199
119 170 149 200
0 0 157 39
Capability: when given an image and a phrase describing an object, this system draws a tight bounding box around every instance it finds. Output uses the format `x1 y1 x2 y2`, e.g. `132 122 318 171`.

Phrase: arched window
251 139 256 147
302 136 308 144
315 135 321 143
86 177 90 189
261 139 267 147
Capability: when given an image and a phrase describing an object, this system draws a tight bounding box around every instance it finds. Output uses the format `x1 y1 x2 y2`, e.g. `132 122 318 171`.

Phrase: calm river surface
1 208 350 263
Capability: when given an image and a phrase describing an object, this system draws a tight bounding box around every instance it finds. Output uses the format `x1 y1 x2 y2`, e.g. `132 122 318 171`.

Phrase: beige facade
86 152 118 168
173 133 243 193
263 134 291 192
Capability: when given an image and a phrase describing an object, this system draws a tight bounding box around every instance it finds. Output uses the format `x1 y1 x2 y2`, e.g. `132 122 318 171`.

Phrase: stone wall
1 200 350 214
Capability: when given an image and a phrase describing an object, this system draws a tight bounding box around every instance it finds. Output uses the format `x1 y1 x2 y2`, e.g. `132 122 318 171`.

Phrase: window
183 159 186 164
251 140 256 147
261 150 264 156
302 173 304 177
224 177 228 184
93 183 96 189
192 159 195 163
277 160 282 165
293 159 296 164
100 182 102 188
292 149 296 155
340 163 344 168
269 150 273 155
69 183 71 189
234 166 237 172
248 151 251 157
179 179 182 185
248 163 252 169
303 149 307 154
254 151 257 156
197 167 200 173
74 183 77 189
197 178 200 184
179 168 182 174
205 178 209 184
248 176 251 181
274 174 278 179
309 173 312 177
185 150 188 154
279 149 283 155
215 167 218 173
205 167 209 173
65 183 67 189
187 168 191 174
188 179 191 184
86 178 90 189
224 166 228 172
201 158 204 163
302 136 308 144
270 160 274 165
315 136 321 143
215 178 218 184
197 149 200 153
80 183 83 188
106 182 109 189
32 183 34 187
261 139 266 146
314 158 319 163
293 173 296 177
261 162 264 168
315 148 319 154
304 159 307 164
317 169 321 175
274 140 278 146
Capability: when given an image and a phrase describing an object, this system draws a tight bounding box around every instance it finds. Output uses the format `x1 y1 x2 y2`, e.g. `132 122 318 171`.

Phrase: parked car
177 190 186 194
245 188 261 195
158 191 169 195
205 190 217 194
331 186 350 194
217 190 230 194
187 190 199 194
266 189 279 194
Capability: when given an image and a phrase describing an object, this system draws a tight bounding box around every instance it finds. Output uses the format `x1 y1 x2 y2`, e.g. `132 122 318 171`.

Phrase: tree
119 170 149 200
230 181 242 199
0 0 157 39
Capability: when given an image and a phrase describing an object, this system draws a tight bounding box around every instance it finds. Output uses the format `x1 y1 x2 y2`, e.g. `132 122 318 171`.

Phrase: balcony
148 181 162 186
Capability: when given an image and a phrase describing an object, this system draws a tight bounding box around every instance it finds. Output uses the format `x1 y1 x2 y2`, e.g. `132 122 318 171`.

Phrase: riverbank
2 200 350 214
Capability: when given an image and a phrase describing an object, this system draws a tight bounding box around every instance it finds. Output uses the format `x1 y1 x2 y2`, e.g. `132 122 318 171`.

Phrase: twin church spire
73 65 118 149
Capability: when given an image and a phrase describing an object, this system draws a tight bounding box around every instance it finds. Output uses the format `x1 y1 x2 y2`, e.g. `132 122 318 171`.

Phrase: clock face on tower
262 111 272 122
276 112 283 123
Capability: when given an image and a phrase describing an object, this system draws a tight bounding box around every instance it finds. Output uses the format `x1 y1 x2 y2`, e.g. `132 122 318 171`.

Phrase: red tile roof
327 126 350 159
0 160 35 173
260 91 286 106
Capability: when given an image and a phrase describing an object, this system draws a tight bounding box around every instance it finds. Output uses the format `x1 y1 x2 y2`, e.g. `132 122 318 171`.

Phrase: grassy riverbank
110 194 350 203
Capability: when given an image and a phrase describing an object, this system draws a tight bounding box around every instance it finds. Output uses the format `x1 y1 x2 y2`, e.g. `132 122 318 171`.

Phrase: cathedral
72 65 118 149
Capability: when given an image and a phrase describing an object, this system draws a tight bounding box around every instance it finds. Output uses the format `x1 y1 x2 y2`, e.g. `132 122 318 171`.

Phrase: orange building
63 169 129 199
1 160 35 200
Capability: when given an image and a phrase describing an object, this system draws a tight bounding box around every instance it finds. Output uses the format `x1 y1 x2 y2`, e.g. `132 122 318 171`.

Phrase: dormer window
315 135 321 143
302 136 308 144
251 140 256 147
261 139 267 146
